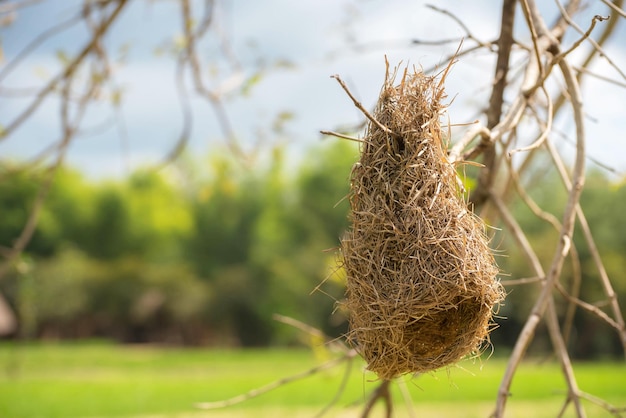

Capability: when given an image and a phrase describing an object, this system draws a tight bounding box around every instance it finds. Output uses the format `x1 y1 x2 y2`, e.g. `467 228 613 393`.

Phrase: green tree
84 185 134 260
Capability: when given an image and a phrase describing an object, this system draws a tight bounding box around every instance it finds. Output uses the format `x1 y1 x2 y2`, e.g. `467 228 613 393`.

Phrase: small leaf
241 71 263 96
273 59 296 70
111 88 123 107
272 111 295 133
55 49 70 66
173 35 187 51
34 66 48 79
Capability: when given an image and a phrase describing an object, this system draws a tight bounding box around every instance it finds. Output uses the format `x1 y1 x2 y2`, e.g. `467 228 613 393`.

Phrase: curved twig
0 0 128 141
195 351 357 410
361 380 392 418
546 137 626 353
0 10 82 82
331 74 398 139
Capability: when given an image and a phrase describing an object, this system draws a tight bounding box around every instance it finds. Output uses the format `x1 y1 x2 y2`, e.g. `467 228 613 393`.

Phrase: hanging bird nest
339 63 505 380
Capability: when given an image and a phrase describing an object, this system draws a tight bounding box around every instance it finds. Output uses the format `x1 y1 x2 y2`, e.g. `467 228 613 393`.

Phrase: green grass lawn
0 341 624 417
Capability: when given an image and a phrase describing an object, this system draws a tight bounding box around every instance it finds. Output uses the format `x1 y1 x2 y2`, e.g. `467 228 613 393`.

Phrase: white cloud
2 0 625 178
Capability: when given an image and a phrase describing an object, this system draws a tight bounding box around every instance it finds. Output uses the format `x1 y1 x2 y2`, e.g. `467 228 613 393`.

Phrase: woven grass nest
340 65 505 380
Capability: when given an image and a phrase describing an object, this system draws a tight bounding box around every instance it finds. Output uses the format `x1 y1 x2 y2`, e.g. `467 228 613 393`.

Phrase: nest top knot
378 65 446 133
340 63 504 380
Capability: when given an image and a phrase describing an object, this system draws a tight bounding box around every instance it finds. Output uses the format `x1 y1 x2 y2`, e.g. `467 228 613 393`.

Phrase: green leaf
55 49 70 66
241 71 263 96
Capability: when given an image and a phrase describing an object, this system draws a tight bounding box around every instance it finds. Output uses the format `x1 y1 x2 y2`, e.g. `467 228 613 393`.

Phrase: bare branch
544 299 586 417
471 0 516 207
179 0 250 163
314 354 354 418
600 0 626 19
195 351 357 410
330 74 398 139
448 123 491 164
555 282 623 332
491 192 545 276
554 1 626 81
520 0 545 79
361 380 393 418
501 276 544 286
493 3 589 412
320 130 367 143
546 139 626 353
578 390 626 417
508 85 553 156
552 15 610 65
0 11 82 83
273 314 327 341
156 54 193 168
0 60 100 280
573 65 626 89
425 4 494 49
0 0 128 141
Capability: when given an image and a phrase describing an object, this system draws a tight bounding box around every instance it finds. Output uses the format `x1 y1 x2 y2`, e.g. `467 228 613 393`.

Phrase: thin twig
550 0 623 120
0 0 128 141
554 1 626 81
314 354 354 418
552 15 610 65
501 276 544 286
396 377 417 418
600 0 626 18
578 390 626 417
273 314 327 341
508 85 553 156
573 65 626 89
179 0 250 163
425 4 493 48
157 54 192 168
361 380 392 418
195 351 357 410
493 14 588 413
331 74 398 139
0 0 43 14
320 130 367 143
471 0 516 206
448 123 491 164
546 137 626 353
520 0 545 79
554 282 622 332
0 11 83 82
0 66 99 280
544 298 586 418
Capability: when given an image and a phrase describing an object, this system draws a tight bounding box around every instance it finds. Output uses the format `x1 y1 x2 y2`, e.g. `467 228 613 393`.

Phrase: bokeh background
1 0 625 362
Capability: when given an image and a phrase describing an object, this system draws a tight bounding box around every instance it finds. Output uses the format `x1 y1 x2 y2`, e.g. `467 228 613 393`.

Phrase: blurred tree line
0 141 624 358
0 141 355 347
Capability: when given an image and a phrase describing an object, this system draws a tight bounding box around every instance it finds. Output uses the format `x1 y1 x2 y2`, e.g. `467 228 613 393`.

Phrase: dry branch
0 0 128 141
195 351 357 410
361 380 393 418
546 140 626 352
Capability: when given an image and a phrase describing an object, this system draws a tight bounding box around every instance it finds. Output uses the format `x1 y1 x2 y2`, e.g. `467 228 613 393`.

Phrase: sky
1 0 625 179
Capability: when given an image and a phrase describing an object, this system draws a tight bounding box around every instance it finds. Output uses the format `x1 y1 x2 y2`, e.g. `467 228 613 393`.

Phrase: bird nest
340 64 505 380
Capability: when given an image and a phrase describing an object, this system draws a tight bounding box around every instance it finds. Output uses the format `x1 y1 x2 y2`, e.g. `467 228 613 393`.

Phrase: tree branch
471 0 516 207
0 0 128 141
493 26 588 414
361 380 393 418
195 351 357 410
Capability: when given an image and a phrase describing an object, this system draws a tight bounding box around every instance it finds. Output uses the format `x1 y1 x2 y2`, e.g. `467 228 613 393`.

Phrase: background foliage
1 139 624 357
